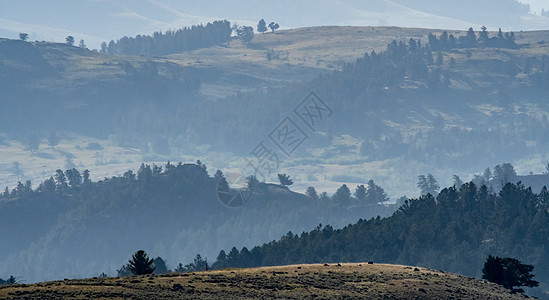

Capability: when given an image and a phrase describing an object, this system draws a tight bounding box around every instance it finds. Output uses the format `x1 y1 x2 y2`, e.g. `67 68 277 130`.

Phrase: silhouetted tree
257 19 267 34
37 176 56 192
185 254 209 271
54 169 68 191
465 27 477 48
212 250 228 270
174 263 186 272
100 42 108 53
82 169 91 184
117 265 132 277
237 26 254 43
277 173 293 187
128 250 155 275
19 33 28 41
333 184 351 205
306 186 319 200
452 175 463 188
478 26 489 46
493 163 516 190
355 185 367 204
153 257 169 274
79 39 86 49
268 22 279 33
482 255 539 293
215 170 230 193
319 192 330 202
65 168 82 188
418 174 439 195
66 36 75 46
366 179 389 204
498 28 504 39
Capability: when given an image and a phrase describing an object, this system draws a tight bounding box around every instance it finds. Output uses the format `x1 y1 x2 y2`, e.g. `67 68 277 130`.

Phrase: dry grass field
0 263 530 299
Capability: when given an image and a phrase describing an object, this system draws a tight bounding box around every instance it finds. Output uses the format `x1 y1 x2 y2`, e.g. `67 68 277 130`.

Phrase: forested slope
0 162 395 283
212 181 549 297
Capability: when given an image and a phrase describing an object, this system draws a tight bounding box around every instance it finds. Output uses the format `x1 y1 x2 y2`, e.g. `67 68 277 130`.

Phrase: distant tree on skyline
417 174 440 196
237 26 254 43
306 186 319 200
465 27 477 48
215 170 230 193
333 184 351 205
128 250 155 275
366 179 389 204
355 184 367 204
153 257 169 274
19 33 28 41
268 22 279 33
257 19 267 33
452 175 463 188
66 35 75 46
79 39 86 48
278 173 293 187
100 42 108 53
184 254 209 271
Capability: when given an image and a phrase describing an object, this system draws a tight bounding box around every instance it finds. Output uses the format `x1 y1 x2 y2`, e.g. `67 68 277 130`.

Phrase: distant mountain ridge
1 0 548 49
1 25 549 198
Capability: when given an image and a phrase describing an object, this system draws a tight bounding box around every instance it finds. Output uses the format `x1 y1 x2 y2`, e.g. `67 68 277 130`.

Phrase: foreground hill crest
0 263 528 299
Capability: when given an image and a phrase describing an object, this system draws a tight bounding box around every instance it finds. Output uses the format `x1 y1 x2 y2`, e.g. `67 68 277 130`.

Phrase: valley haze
1 1 549 299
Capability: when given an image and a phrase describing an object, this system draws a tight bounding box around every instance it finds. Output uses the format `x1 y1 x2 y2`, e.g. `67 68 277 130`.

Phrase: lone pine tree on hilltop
128 250 156 275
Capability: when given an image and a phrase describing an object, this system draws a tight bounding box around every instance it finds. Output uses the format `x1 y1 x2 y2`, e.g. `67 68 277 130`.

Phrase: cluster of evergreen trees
0 160 398 282
117 252 210 277
428 27 518 50
316 180 389 207
210 181 549 296
101 20 231 56
0 168 91 200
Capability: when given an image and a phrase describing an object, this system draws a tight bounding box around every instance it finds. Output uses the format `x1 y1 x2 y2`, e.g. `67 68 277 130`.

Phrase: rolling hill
0 263 528 299
1 0 548 49
1 26 549 199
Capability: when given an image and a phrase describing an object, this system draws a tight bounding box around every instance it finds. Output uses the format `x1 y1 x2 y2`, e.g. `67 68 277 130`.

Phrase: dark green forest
101 20 232 56
211 181 549 296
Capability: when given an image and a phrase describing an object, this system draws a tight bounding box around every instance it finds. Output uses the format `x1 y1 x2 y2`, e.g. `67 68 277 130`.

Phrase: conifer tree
128 250 155 275
257 19 267 33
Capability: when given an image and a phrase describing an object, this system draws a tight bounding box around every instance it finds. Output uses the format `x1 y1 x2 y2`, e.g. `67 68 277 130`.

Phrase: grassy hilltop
0 263 527 299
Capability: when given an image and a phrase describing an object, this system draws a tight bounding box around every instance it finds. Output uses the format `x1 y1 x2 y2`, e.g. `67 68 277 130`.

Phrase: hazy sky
0 0 547 49
518 0 547 13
